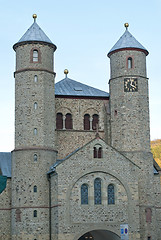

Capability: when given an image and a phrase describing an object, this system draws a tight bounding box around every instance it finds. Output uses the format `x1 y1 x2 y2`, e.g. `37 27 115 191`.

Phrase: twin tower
11 15 153 239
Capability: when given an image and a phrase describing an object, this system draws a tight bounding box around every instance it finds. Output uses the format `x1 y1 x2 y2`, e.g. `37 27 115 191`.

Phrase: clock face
124 78 138 92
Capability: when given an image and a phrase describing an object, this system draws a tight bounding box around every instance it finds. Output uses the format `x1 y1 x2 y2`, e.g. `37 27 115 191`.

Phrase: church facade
0 15 161 240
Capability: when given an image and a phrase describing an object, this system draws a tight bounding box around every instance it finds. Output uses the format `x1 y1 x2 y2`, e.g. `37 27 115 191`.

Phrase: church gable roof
108 28 148 57
55 77 109 98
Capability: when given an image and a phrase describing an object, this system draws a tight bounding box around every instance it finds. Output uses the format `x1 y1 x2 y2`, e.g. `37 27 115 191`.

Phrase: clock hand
130 83 136 88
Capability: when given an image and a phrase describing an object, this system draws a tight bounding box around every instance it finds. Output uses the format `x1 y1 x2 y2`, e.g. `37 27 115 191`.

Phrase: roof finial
64 69 69 78
33 14 37 22
124 23 129 30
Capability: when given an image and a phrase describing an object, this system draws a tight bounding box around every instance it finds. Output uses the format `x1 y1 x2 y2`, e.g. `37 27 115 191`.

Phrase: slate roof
0 152 11 177
55 77 109 97
13 20 56 50
108 29 148 56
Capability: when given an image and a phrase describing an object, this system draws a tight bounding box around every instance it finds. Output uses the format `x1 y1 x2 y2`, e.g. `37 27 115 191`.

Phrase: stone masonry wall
55 97 109 158
0 179 11 240
51 138 141 240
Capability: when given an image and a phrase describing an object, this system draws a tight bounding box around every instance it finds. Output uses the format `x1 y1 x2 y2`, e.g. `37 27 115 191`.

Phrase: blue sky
0 0 161 151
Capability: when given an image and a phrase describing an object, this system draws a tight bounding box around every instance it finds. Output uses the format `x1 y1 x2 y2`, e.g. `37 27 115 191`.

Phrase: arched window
33 185 37 193
56 113 63 129
93 145 102 158
34 128 37 135
108 184 115 204
94 178 101 204
127 57 132 69
92 114 99 130
34 102 38 110
65 113 73 129
33 50 38 62
33 210 37 217
145 208 152 223
34 75 38 83
81 184 88 204
84 114 90 130
34 154 37 162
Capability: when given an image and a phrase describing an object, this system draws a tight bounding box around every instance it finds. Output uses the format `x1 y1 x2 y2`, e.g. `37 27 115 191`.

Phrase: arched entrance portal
78 230 120 240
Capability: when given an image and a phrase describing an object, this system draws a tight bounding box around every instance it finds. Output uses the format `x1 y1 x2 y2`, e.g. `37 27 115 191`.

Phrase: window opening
56 113 63 129
34 75 38 83
93 145 102 158
94 178 101 204
33 50 38 62
34 102 38 110
92 114 99 130
84 114 90 130
34 128 37 135
34 154 37 162
81 184 88 204
65 113 73 129
127 57 132 69
33 185 37 193
108 184 115 204
33 210 37 217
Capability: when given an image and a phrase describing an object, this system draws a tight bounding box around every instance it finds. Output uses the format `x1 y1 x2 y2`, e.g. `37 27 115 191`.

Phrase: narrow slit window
34 102 38 110
33 185 37 193
81 184 88 204
33 50 38 62
33 210 37 217
34 128 37 135
127 57 132 69
94 178 101 204
34 75 38 83
108 184 115 204
34 154 37 162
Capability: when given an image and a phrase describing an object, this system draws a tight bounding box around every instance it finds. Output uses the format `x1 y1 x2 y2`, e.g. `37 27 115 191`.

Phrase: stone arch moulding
74 227 120 240
65 167 133 224
83 107 99 117
56 107 73 116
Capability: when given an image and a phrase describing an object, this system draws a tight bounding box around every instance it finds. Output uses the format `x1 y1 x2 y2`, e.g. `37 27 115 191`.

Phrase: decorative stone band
0 205 61 210
107 47 149 57
12 147 58 153
14 68 56 77
109 75 149 83
13 41 57 51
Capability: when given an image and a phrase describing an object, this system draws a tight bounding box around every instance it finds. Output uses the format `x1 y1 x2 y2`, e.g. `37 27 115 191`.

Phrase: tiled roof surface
55 77 109 97
108 29 148 56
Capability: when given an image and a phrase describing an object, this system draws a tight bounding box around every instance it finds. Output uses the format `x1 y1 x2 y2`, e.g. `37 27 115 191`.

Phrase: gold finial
124 23 129 30
33 14 37 22
64 69 69 78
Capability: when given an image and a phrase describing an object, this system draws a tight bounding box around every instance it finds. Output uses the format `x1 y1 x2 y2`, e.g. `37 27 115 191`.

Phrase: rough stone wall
51 138 141 240
15 56 56 149
11 41 57 239
11 149 56 239
55 97 109 158
0 179 11 240
109 50 151 152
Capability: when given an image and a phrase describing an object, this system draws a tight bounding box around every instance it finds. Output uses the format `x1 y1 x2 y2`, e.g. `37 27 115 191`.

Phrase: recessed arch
77 229 120 240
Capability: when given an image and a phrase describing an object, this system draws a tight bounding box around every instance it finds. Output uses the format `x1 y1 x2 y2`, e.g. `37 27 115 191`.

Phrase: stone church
0 14 161 240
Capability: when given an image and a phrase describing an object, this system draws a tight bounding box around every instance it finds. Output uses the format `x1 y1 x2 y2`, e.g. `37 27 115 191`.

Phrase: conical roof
13 16 56 50
108 26 148 57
